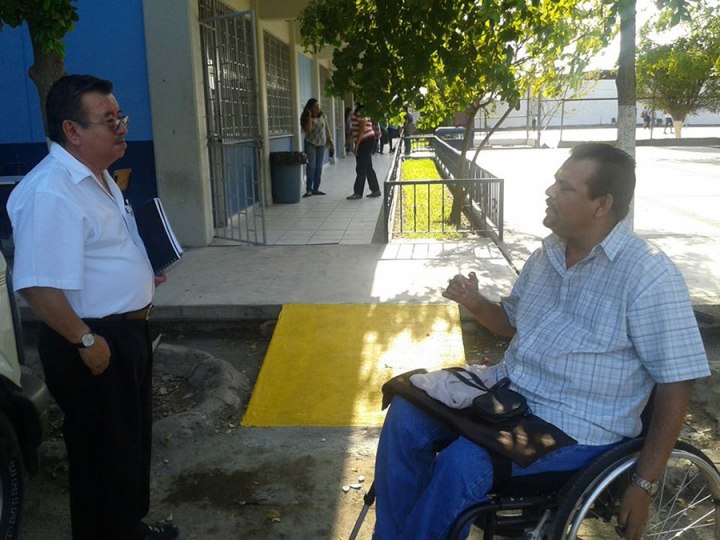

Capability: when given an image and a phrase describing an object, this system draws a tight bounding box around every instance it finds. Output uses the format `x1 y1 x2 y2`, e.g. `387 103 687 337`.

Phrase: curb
152 343 250 444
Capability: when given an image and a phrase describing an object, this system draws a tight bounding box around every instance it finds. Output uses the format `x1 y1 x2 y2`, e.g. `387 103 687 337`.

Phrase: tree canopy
636 2 720 136
0 0 78 130
300 0 616 133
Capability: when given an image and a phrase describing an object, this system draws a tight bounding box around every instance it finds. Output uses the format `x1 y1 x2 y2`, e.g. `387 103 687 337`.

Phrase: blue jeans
373 397 617 539
304 141 326 192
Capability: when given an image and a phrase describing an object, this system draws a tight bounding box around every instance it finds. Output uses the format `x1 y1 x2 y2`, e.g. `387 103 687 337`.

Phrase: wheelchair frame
447 437 720 540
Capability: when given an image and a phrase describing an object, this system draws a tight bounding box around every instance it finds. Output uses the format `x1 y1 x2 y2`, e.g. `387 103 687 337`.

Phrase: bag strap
444 368 513 394
444 367 490 392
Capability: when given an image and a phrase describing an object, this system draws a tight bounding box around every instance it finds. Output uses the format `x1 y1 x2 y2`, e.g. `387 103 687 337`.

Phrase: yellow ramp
242 303 465 427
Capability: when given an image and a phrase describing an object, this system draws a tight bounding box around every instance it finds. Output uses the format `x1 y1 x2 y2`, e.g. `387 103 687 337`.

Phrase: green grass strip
398 159 460 239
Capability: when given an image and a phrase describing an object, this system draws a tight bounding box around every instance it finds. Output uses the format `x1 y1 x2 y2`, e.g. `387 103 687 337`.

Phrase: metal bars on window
199 0 265 244
263 32 292 136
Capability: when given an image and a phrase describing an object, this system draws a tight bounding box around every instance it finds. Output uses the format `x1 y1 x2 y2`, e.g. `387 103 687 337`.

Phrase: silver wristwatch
631 472 656 494
74 332 96 349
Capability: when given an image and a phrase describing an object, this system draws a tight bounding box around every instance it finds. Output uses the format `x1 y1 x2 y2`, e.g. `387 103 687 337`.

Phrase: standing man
346 104 381 200
372 143 709 539
663 113 674 134
402 113 416 155
8 75 178 540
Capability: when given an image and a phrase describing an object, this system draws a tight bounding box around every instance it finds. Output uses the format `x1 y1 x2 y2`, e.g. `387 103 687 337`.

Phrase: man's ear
62 120 81 146
594 194 614 218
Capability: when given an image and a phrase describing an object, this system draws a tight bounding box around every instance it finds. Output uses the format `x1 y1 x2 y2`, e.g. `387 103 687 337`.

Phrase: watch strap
631 472 656 494
73 332 95 349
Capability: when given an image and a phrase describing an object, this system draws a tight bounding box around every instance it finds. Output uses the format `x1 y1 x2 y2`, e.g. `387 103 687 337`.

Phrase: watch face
81 333 95 347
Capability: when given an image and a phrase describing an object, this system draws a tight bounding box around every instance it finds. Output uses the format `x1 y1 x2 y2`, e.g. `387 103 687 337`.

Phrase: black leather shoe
137 522 179 540
312 190 326 195
366 191 382 198
302 191 312 198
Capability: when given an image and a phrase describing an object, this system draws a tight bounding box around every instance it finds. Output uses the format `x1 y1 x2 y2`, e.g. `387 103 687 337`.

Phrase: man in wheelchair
372 143 711 540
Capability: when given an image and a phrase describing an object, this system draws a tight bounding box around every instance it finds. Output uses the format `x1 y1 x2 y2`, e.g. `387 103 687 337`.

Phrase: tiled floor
230 151 395 246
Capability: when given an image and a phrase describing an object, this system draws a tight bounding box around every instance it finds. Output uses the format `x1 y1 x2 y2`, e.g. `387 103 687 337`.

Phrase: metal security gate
199 1 265 244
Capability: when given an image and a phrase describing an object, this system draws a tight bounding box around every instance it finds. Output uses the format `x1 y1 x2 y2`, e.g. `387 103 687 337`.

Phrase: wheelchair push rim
552 442 720 539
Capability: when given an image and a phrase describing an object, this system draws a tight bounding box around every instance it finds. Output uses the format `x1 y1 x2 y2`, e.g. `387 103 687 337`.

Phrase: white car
0 251 49 539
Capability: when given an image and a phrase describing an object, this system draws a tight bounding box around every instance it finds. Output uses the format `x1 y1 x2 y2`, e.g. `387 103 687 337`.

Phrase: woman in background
300 98 334 198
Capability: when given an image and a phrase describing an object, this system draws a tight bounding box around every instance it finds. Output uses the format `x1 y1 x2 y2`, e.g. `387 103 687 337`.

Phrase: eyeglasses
74 115 130 132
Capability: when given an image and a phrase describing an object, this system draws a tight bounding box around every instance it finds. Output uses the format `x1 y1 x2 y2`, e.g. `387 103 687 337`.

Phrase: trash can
270 151 307 204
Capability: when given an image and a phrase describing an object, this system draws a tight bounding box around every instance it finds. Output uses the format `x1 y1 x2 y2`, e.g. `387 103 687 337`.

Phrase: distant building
480 77 720 130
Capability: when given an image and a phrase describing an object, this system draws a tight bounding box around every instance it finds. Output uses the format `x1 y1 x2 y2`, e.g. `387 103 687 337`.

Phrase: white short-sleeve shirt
7 143 155 318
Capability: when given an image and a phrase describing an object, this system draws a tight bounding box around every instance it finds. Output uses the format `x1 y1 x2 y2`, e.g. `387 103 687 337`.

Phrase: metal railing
383 135 504 243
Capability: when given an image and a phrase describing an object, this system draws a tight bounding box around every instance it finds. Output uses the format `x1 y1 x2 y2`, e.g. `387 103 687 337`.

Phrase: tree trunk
615 0 636 226
616 0 636 158
674 120 683 138
27 21 66 137
448 104 480 227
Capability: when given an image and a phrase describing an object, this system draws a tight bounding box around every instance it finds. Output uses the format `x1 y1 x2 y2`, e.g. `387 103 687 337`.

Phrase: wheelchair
447 437 720 539
351 435 720 540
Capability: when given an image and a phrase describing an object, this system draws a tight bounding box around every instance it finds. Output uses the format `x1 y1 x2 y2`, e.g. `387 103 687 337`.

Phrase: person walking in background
379 123 390 154
663 114 674 134
344 107 354 155
387 123 398 152
300 98 334 198
7 74 178 540
347 104 381 200
641 108 650 129
372 120 382 154
403 113 416 155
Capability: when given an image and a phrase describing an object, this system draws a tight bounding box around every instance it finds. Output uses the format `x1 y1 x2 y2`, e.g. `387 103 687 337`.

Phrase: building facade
1 0 345 247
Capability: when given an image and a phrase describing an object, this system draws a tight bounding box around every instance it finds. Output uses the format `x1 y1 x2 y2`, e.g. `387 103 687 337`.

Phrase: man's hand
617 484 650 540
442 272 516 338
154 272 168 287
78 334 112 376
443 272 481 310
616 381 693 540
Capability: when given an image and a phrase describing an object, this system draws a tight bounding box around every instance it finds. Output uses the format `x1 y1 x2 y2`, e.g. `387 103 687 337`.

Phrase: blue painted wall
297 53 313 109
0 0 157 207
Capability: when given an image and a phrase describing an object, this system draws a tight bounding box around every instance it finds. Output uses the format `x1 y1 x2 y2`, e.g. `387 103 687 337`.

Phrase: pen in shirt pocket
124 199 134 216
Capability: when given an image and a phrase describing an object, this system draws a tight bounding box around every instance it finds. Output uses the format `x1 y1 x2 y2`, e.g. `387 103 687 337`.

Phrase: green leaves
302 0 615 127
637 2 720 120
0 0 78 56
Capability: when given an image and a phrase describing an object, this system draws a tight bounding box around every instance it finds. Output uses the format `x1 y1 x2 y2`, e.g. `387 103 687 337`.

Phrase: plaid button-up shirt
501 221 709 445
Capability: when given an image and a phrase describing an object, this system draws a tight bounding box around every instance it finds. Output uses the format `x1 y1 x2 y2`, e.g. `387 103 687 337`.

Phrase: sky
587 0 657 70
589 0 720 69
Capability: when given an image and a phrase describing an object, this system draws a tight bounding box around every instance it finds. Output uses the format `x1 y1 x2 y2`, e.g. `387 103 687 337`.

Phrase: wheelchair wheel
550 439 720 539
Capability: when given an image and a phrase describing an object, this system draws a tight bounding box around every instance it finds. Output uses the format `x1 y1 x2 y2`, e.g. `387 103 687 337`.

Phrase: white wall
482 79 720 130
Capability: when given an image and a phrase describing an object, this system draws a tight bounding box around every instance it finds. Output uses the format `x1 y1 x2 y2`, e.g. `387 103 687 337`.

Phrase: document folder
135 198 183 274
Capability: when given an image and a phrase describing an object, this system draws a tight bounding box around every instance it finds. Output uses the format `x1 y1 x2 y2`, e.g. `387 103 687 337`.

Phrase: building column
142 0 213 247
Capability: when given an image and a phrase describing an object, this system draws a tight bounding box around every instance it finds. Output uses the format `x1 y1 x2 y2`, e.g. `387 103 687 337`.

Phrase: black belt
101 304 153 321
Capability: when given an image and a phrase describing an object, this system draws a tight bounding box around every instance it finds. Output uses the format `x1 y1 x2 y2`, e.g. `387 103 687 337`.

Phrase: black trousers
353 138 380 196
39 319 153 540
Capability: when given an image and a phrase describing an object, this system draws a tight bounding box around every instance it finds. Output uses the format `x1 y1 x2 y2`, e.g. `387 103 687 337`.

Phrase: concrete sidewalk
152 240 518 320
153 141 720 323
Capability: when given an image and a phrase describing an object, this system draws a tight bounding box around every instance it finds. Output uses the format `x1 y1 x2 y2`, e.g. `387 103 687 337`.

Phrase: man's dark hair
46 74 114 144
570 143 636 222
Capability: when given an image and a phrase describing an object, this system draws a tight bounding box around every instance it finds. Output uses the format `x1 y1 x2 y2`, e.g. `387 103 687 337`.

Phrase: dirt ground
17 319 720 540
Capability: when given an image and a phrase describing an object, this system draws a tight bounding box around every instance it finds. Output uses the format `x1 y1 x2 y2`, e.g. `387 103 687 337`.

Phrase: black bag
381 369 575 467
445 367 528 424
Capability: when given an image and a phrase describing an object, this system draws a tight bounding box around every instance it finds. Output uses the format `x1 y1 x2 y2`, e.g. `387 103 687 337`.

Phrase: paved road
475 144 720 306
